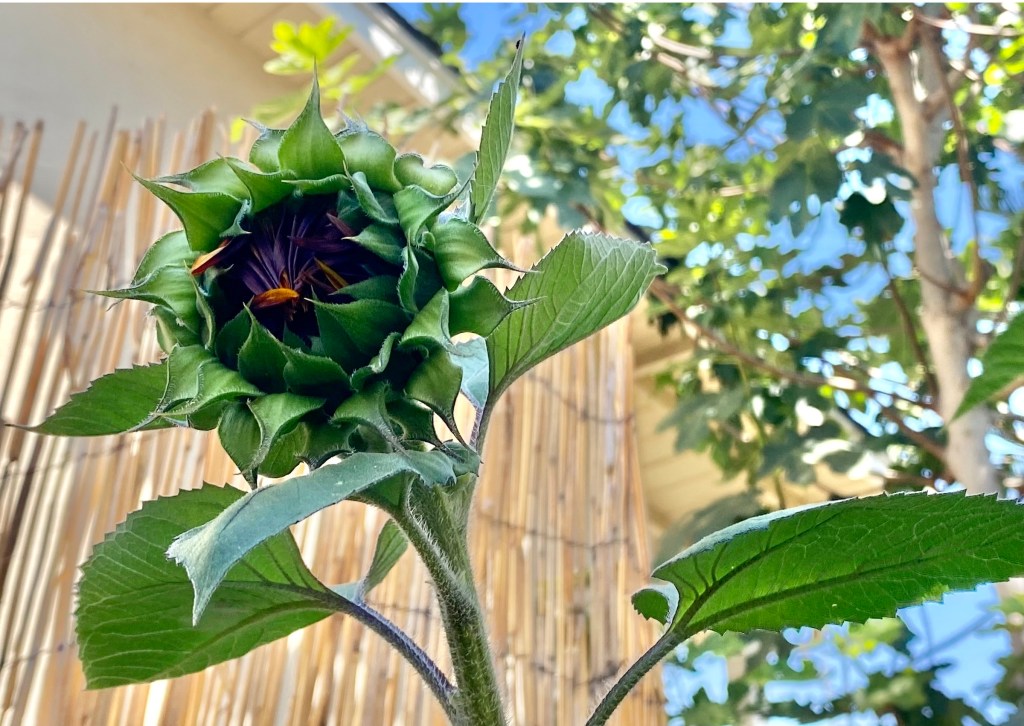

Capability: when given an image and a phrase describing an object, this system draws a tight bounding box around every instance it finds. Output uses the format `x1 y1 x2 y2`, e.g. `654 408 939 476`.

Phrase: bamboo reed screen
0 113 663 725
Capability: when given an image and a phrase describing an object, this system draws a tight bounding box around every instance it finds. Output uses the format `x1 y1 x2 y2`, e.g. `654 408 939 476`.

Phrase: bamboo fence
0 113 663 725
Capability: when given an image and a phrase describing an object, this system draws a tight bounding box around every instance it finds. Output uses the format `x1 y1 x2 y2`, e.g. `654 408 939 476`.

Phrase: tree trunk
874 24 999 495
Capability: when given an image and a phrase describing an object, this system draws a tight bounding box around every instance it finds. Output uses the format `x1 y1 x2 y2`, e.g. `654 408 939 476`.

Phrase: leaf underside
167 450 455 623
76 485 335 688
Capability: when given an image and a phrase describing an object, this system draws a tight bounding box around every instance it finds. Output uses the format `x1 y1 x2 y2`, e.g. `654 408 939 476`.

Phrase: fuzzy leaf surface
487 232 663 400
77 485 334 688
167 450 455 622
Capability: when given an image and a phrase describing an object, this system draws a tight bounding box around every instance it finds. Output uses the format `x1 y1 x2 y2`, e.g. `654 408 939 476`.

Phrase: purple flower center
194 196 388 339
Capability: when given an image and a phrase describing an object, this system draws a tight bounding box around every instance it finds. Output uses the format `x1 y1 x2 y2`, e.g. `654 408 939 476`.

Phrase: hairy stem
319 589 458 721
396 483 505 725
586 629 685 726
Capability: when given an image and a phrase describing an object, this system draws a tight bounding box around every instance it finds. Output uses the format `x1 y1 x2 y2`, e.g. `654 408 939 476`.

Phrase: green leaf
430 218 519 290
285 174 350 195
282 346 351 396
155 157 250 199
167 450 455 622
400 288 453 354
347 224 405 265
487 232 664 400
153 306 201 352
217 402 262 484
129 230 196 284
217 392 326 483
394 154 458 196
346 520 408 599
632 584 679 627
215 308 252 369
350 332 399 390
393 181 465 242
338 129 401 192
397 244 421 313
98 263 201 336
157 345 215 412
335 275 401 303
27 362 171 436
385 398 441 445
247 123 286 172
77 485 335 688
350 170 400 225
449 276 523 337
238 314 288 393
956 314 1024 418
405 350 466 444
278 75 346 180
454 338 489 410
330 382 397 444
470 37 524 224
649 492 1024 638
223 157 294 212
161 357 262 418
313 299 408 371
134 175 244 253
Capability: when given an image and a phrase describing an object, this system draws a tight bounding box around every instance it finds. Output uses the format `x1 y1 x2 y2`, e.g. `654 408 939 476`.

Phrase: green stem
323 590 459 721
585 630 685 726
396 483 505 725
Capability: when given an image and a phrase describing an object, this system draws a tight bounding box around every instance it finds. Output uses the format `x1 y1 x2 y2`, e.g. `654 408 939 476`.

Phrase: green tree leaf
449 276 523 338
470 37 524 224
26 362 171 436
167 450 455 623
646 493 1024 638
632 584 679 626
956 313 1024 418
487 231 664 400
77 484 335 688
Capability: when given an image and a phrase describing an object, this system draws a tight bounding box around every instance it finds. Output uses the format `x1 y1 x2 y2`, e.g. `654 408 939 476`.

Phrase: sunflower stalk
28 39 668 725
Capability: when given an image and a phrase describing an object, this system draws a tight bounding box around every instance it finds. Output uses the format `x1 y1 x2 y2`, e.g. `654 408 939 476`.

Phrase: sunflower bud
111 78 520 483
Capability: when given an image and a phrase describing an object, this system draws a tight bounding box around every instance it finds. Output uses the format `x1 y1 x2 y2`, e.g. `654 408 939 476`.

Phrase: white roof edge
313 3 481 148
313 5 456 103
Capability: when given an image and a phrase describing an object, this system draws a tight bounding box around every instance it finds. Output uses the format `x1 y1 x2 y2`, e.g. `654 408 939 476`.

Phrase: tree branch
876 252 940 398
915 12 1023 38
649 281 946 466
999 224 1024 325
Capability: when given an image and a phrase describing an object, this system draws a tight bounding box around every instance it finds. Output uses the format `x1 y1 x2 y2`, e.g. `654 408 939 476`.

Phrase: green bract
54 77 521 484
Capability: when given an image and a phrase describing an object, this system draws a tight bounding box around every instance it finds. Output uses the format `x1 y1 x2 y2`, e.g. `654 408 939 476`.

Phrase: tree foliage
406 2 1024 498
398 3 1024 721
